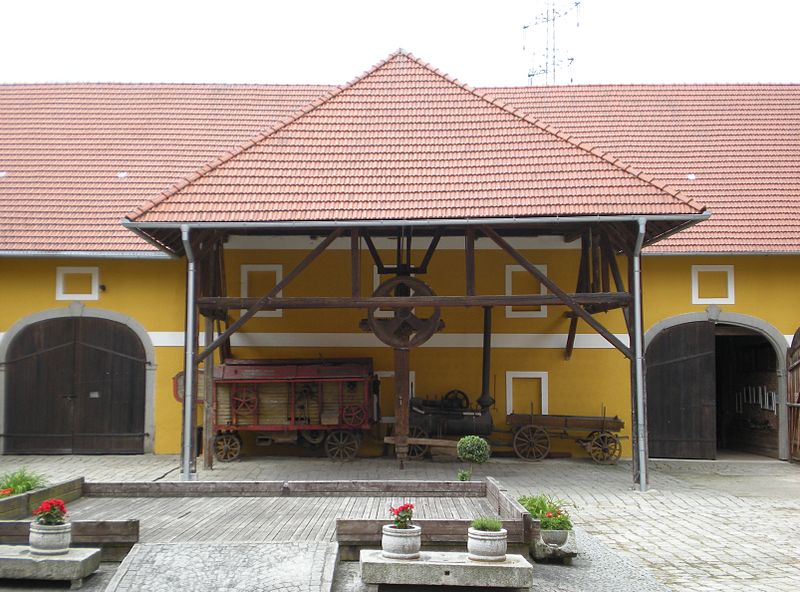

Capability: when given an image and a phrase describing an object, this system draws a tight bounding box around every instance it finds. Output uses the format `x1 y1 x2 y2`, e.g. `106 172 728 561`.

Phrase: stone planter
531 528 577 563
29 521 72 555
467 527 507 562
381 524 421 559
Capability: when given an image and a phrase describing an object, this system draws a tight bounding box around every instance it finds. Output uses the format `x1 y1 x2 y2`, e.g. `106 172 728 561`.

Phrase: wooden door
5 318 146 454
645 321 717 459
788 328 800 462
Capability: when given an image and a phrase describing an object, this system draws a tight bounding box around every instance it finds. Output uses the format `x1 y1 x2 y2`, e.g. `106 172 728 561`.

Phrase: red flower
0 488 12 496
546 512 553 518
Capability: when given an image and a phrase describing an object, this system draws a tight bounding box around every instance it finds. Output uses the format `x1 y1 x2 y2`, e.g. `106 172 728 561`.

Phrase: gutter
180 225 197 481
632 217 648 492
0 250 173 259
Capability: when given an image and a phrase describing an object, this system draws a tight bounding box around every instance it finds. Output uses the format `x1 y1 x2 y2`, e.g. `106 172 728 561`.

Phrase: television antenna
523 1 582 85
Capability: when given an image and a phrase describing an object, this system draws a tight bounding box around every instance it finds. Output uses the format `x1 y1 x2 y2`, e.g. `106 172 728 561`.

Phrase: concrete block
360 549 533 589
0 545 101 589
531 529 578 563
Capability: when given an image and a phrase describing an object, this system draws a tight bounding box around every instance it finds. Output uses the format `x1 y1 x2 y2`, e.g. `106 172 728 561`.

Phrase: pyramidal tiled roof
127 52 704 226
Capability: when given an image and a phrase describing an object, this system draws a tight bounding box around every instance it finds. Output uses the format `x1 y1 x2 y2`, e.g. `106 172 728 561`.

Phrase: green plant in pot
467 516 507 561
29 498 71 556
456 435 490 481
518 493 577 562
381 503 421 559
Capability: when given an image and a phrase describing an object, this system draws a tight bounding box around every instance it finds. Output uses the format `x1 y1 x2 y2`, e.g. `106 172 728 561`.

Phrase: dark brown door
789 328 800 462
646 321 716 459
5 318 146 454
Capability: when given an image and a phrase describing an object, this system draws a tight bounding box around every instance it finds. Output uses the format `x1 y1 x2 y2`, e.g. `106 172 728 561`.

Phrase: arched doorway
3 314 148 454
645 311 788 460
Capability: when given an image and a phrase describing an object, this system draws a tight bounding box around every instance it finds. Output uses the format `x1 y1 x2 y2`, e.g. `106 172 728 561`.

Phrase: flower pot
540 529 569 546
29 522 71 555
381 524 421 559
467 527 507 562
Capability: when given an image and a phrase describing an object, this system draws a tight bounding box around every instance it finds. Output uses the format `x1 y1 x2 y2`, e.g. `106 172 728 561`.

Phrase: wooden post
477 306 494 408
393 345 411 469
465 229 476 296
351 230 361 297
203 316 215 470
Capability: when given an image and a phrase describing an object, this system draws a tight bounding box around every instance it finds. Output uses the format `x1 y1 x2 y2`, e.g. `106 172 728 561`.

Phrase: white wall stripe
5 331 793 349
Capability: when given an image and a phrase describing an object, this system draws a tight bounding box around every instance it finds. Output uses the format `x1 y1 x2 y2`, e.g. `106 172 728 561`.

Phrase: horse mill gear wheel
367 276 442 348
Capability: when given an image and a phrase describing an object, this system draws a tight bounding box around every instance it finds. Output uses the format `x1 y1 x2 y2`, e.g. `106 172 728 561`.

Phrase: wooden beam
604 235 631 334
363 235 385 273
197 292 631 311
565 233 589 360
351 230 361 297
591 229 601 293
465 229 476 296
394 346 410 469
481 226 632 358
196 227 345 362
417 230 442 273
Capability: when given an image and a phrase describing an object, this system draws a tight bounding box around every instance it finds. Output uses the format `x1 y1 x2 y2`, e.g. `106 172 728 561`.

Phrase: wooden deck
67 495 499 544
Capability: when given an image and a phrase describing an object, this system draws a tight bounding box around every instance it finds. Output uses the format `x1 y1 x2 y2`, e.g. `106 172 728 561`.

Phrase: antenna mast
523 1 581 85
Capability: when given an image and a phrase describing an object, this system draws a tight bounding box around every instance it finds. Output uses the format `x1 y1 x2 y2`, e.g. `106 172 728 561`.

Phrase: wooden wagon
506 413 625 464
174 358 379 462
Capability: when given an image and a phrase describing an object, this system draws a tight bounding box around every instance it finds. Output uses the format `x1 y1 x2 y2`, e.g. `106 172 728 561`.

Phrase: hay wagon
174 358 379 462
506 412 625 464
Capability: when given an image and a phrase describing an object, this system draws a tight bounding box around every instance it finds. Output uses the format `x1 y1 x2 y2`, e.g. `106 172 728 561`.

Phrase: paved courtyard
0 453 797 591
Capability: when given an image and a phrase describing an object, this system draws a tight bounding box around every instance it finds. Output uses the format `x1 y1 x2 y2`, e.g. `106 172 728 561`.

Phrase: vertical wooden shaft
350 230 361 297
465 229 476 296
478 306 494 408
393 346 410 469
203 317 215 470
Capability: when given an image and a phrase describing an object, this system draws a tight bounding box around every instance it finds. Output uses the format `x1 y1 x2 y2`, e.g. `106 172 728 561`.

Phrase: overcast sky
2 0 798 86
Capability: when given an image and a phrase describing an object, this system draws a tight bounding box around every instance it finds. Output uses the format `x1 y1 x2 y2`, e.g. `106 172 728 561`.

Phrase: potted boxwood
456 435 490 481
467 516 507 562
381 503 421 560
29 498 71 556
518 493 577 562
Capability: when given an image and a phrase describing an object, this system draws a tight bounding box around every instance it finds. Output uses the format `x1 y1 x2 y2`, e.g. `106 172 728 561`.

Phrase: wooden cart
506 413 625 464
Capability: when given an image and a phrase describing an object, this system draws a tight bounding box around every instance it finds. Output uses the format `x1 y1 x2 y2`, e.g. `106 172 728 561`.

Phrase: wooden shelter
124 52 708 488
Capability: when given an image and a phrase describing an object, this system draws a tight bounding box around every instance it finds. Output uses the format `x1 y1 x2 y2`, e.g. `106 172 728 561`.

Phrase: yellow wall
3 249 797 458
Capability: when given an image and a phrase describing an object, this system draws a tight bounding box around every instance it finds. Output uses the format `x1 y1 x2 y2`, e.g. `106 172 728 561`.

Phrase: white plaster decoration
240 264 282 317
691 265 734 305
505 371 549 416
0 305 157 454
55 267 99 301
504 264 548 318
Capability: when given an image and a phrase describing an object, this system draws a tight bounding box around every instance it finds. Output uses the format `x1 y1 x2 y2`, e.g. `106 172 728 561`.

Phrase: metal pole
632 218 648 492
180 225 198 481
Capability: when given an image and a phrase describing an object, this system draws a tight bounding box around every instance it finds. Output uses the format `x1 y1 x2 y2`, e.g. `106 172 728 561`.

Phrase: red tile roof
0 84 333 253
127 53 703 229
1 56 797 255
482 85 800 253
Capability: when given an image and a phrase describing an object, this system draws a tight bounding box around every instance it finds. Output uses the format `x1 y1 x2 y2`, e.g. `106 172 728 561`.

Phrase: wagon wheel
588 431 622 465
367 276 442 348
442 389 470 410
299 430 325 446
324 430 360 461
407 426 430 460
214 432 242 462
342 404 368 427
513 426 550 461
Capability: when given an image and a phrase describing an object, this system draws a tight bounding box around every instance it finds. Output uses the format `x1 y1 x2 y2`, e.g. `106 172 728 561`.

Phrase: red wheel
231 386 257 415
342 405 367 427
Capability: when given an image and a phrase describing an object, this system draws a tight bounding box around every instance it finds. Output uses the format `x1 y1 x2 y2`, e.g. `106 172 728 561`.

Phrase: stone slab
360 549 533 589
0 545 101 588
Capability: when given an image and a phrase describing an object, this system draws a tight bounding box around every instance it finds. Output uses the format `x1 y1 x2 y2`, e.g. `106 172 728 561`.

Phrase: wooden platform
66 495 499 543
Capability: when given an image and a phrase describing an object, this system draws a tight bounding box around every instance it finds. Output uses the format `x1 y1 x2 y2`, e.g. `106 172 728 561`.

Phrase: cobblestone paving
2 454 798 591
105 542 336 592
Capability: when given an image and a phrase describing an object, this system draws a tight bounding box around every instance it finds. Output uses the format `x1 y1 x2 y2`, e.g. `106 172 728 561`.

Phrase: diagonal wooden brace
481 226 632 359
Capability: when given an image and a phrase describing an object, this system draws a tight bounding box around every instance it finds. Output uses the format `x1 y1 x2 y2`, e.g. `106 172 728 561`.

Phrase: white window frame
56 266 99 301
691 264 735 305
505 264 548 318
505 371 549 416
240 264 283 318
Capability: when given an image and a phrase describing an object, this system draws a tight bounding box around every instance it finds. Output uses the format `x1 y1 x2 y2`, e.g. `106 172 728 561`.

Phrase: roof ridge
474 88 706 214
127 52 408 221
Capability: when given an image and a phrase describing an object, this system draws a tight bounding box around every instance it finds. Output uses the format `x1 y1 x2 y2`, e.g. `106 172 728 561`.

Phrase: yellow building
1 53 797 478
